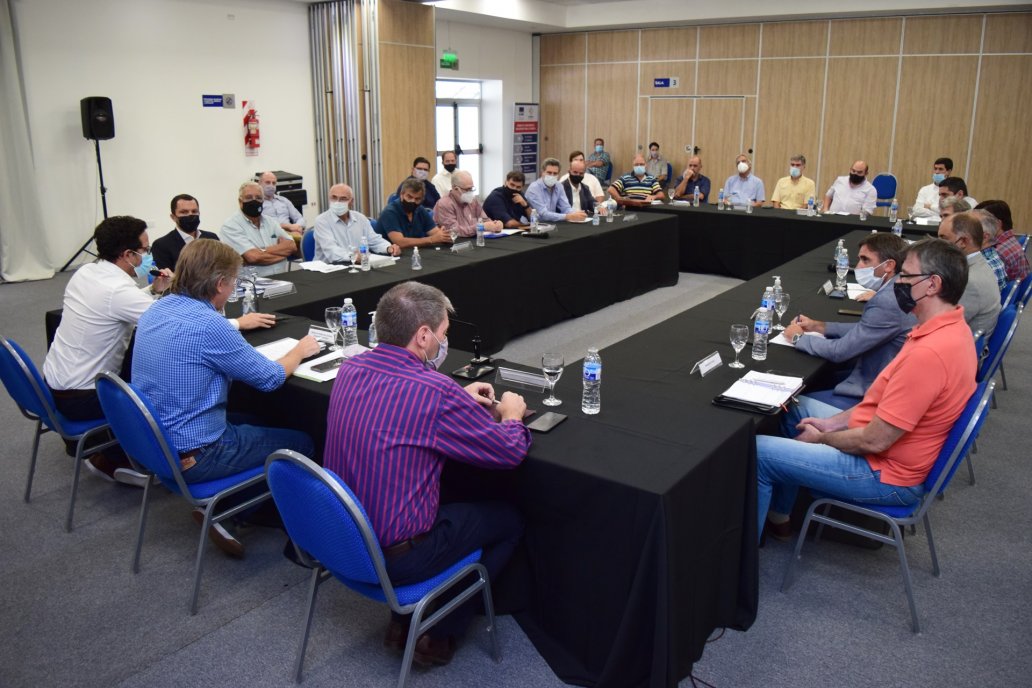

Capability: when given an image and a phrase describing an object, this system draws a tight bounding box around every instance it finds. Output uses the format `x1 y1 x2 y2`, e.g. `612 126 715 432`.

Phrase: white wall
435 19 533 192
12 0 316 269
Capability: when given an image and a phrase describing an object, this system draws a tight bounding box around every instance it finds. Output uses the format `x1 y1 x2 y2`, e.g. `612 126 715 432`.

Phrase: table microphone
450 317 496 380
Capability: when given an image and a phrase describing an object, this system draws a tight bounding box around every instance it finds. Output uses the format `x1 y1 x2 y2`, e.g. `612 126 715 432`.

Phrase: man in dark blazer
151 194 220 271
561 158 595 216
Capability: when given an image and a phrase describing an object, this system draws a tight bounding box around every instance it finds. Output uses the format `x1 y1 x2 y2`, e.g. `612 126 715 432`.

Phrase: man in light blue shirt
221 181 297 276
723 154 765 207
314 183 400 263
258 171 305 239
524 158 588 223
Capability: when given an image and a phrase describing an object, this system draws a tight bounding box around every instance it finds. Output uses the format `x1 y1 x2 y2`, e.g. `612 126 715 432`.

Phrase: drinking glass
449 227 459 244
774 292 791 331
729 324 749 369
907 205 916 224
541 352 564 406
347 247 360 274
324 307 342 351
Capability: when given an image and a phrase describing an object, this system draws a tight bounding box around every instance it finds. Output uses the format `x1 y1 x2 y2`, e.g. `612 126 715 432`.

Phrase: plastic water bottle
807 196 815 217
241 284 256 315
693 186 700 207
581 348 602 415
892 219 903 237
717 188 725 210
530 208 539 230
889 198 899 223
836 247 849 291
476 222 485 246
411 246 422 270
859 205 868 221
591 211 600 226
752 307 771 361
367 311 378 348
772 275 783 302
833 239 845 265
746 198 753 214
359 236 370 271
341 298 358 347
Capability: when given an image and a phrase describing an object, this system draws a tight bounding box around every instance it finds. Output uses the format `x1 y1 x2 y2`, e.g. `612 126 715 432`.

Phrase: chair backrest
665 162 672 186
386 192 399 206
923 380 995 497
871 173 897 201
1000 279 1019 309
266 450 393 595
977 303 1021 383
1019 273 1032 307
301 227 315 261
0 338 61 428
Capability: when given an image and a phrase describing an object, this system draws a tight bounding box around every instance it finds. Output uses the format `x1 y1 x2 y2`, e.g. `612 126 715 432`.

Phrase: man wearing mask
645 142 668 185
258 171 305 238
937 212 1001 336
525 158 587 223
561 158 596 216
152 194 220 271
433 170 503 238
912 157 953 219
220 181 297 276
432 150 459 198
724 154 765 207
823 160 876 215
771 154 817 210
314 183 401 263
396 157 440 210
937 177 978 210
671 156 710 202
975 199 1030 281
756 238 975 542
586 137 612 184
783 233 915 405
560 151 604 202
608 153 664 207
483 171 531 228
380 178 451 249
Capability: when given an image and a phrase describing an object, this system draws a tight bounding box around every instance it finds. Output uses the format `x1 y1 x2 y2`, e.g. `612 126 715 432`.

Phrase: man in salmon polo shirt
755 237 977 542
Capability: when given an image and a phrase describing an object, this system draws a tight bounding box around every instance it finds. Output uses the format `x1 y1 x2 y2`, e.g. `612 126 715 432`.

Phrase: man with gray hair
433 170 504 237
972 209 1008 290
771 154 816 210
313 183 400 263
258 170 305 238
938 211 1001 336
525 157 587 223
220 180 297 276
324 281 529 667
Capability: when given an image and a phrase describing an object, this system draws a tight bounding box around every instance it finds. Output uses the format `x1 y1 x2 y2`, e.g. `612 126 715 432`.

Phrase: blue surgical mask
133 250 155 280
932 173 946 184
595 145 604 153
789 167 801 178
425 330 449 370
854 259 888 290
633 165 646 176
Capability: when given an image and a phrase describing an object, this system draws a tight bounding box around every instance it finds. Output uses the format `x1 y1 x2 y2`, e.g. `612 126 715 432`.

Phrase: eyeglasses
458 186 476 193
134 247 152 256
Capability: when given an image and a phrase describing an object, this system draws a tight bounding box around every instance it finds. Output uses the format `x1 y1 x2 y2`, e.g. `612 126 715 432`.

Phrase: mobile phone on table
310 357 344 374
527 411 566 432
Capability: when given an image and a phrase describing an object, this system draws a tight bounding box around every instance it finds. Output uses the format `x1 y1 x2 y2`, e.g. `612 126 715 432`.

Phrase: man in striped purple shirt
325 281 530 667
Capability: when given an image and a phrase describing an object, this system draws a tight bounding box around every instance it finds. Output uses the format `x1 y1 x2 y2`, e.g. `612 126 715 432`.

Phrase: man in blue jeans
133 239 320 557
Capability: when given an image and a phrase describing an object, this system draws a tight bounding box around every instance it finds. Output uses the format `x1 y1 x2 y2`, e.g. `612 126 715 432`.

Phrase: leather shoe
383 618 410 654
192 508 244 559
412 633 456 667
765 517 793 542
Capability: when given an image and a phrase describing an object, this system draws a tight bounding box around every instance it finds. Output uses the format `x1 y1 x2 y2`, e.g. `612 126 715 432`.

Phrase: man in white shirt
561 158 596 215
559 150 604 202
938 176 978 210
220 181 298 276
313 183 400 263
151 194 220 271
258 171 305 239
431 150 459 198
911 157 953 219
823 160 877 215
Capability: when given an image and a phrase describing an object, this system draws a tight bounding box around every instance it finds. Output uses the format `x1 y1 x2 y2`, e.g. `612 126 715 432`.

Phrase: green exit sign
440 51 459 70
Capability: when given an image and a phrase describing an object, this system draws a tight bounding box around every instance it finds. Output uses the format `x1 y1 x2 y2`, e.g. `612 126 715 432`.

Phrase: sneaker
83 453 118 482
113 467 149 488
192 508 244 559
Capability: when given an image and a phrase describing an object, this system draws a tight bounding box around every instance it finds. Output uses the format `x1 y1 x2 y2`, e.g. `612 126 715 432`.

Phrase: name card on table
820 280 833 295
690 351 723 377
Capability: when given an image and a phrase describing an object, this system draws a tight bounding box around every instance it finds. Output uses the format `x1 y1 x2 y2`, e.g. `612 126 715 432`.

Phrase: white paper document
298 260 349 273
720 371 804 407
770 331 826 347
846 283 870 300
293 344 370 383
484 229 525 238
254 337 299 361
254 277 296 298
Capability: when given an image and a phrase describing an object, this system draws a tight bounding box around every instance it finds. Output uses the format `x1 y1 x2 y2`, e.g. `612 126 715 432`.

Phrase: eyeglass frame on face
457 183 476 194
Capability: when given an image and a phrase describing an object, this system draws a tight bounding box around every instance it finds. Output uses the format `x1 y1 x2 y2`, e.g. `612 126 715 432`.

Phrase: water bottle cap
343 298 352 304
588 347 599 354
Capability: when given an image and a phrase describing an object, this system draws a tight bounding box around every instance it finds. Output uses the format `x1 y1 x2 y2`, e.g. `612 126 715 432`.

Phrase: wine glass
541 352 564 406
448 226 459 245
324 307 342 351
773 292 791 331
729 324 749 369
347 247 360 274
906 205 916 224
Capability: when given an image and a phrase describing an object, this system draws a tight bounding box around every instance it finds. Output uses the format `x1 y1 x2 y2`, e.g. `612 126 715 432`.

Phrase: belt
381 533 428 559
179 450 199 471
50 388 95 399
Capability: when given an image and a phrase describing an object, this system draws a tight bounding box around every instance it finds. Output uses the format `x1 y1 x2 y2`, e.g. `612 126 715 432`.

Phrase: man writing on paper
756 238 975 542
313 183 400 263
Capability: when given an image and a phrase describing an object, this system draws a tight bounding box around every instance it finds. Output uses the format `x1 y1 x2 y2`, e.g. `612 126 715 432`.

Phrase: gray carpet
1 270 1029 688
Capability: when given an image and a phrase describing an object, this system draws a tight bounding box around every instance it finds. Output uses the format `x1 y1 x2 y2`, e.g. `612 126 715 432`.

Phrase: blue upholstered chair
264 450 500 687
301 227 316 261
977 303 1021 401
0 338 119 532
871 173 897 211
95 371 271 615
1000 280 1019 309
781 380 995 633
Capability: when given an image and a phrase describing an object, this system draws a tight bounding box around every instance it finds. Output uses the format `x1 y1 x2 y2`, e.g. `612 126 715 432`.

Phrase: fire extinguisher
243 100 260 156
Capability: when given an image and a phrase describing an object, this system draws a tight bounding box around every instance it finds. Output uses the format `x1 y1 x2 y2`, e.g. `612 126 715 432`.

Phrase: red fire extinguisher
243 100 260 156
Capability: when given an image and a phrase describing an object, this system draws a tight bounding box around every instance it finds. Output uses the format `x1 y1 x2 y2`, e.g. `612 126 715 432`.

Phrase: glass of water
324 307 342 351
773 292 791 331
541 352 564 406
729 324 749 369
907 205 916 224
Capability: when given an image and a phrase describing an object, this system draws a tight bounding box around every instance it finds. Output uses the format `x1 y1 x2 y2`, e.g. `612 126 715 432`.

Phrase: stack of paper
770 331 826 347
293 344 370 383
720 371 804 408
484 228 525 238
254 337 299 361
298 260 348 273
255 277 296 298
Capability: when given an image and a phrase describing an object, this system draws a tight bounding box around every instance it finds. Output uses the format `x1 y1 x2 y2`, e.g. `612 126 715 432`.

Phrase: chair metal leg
922 513 940 577
966 453 976 486
65 434 90 532
813 503 831 543
482 580 501 662
24 420 43 503
293 567 324 684
990 389 997 409
887 521 920 633
132 480 154 574
399 599 431 688
999 362 1007 391
781 503 818 592
189 505 214 615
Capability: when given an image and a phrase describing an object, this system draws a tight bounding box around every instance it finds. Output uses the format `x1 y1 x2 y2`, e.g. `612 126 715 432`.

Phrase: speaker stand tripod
61 138 109 272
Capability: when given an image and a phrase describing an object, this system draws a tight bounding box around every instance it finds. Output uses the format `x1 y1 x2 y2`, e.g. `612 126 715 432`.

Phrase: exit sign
653 77 681 88
440 51 459 70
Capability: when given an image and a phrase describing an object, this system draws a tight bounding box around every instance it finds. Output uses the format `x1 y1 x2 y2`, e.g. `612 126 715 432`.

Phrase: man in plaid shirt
976 200 1030 282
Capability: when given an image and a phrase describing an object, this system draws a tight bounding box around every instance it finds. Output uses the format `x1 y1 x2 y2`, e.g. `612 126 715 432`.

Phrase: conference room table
230 227 878 688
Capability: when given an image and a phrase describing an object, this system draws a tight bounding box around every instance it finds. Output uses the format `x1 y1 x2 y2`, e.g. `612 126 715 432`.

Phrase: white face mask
425 330 448 370
789 167 801 178
413 169 429 181
737 162 750 174
854 259 889 290
262 183 276 197
460 190 476 204
543 174 558 188
330 201 349 215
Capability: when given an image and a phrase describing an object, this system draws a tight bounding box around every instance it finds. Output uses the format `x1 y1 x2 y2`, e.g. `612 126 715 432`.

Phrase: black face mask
569 175 584 186
401 200 419 213
177 215 201 233
242 200 263 218
444 163 457 173
503 186 519 197
849 173 866 185
893 276 931 314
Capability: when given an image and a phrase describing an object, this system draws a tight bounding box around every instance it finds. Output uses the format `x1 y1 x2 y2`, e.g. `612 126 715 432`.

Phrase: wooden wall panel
754 58 825 194
541 33 586 65
641 27 697 61
761 21 828 58
893 56 977 212
639 61 695 96
696 59 757 96
903 15 983 54
983 13 1032 53
647 98 695 175
820 58 897 188
379 0 433 46
587 30 639 63
830 18 902 56
695 99 746 188
699 24 760 59
540 65 587 163
586 63 639 176
743 96 757 157
379 44 435 189
969 55 1032 225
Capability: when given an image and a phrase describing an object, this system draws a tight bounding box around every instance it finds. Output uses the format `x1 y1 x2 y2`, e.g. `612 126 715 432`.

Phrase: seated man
938 176 977 210
220 181 298 276
723 154 765 207
975 200 1030 281
379 178 451 249
561 158 596 216
608 153 664 207
757 238 976 541
258 171 305 239
152 194 220 271
433 170 503 238
314 183 400 263
431 150 458 198
524 158 587 223
483 171 531 228
672 155 710 202
972 210 1008 290
325 281 530 666
823 160 876 215
770 154 817 210
783 233 915 402
133 239 318 557
912 157 953 219
396 156 440 210
645 141 669 185
938 212 1001 336
560 151 605 202
938 195 965 220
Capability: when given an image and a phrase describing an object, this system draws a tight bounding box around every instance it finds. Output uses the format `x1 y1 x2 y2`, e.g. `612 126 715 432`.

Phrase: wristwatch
791 333 803 345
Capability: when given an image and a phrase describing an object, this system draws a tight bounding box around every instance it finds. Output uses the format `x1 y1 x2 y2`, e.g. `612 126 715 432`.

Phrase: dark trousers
49 387 127 462
384 501 523 638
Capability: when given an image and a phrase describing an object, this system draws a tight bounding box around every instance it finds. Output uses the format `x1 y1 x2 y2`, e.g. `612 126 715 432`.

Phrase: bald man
608 153 664 207
433 170 503 238
823 160 876 216
220 181 297 276
672 156 711 203
313 183 400 263
258 171 305 238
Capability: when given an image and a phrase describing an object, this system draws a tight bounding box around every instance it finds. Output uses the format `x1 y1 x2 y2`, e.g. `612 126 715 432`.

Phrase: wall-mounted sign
653 77 681 88
513 103 539 181
440 51 459 70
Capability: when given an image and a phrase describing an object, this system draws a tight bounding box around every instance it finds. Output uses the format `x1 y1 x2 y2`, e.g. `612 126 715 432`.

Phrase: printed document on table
769 331 826 347
846 283 869 300
720 371 804 407
255 337 298 361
